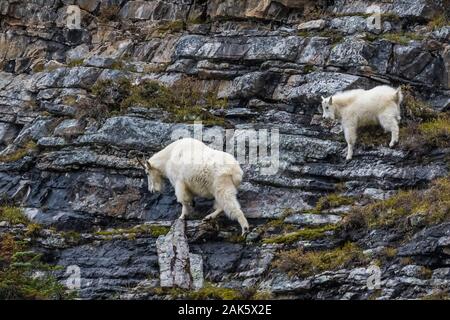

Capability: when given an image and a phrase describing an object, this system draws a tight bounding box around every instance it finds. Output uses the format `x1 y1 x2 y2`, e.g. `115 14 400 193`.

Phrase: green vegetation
381 32 424 45
156 20 185 34
0 206 29 225
95 224 170 238
416 117 450 148
250 291 273 300
89 77 228 125
402 85 438 122
428 14 449 30
0 234 74 300
421 290 449 300
273 242 367 278
67 59 84 68
308 193 355 214
342 176 450 230
32 63 45 73
152 283 244 300
0 141 38 163
25 223 42 238
262 224 337 244
298 29 343 44
62 95 77 106
61 231 82 243
188 284 244 300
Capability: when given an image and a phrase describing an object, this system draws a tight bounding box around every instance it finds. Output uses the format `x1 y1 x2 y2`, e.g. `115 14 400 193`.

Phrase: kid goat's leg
175 181 193 220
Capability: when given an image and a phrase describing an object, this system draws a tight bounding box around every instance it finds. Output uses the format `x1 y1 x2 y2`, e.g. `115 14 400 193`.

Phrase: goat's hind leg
379 113 399 148
203 201 223 221
216 185 249 235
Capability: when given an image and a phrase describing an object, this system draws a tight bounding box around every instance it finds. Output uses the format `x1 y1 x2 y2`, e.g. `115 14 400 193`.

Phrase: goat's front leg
343 124 357 161
180 203 193 220
175 181 193 220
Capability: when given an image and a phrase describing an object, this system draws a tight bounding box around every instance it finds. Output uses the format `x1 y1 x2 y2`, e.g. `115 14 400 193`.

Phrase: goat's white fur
321 85 403 160
142 138 250 235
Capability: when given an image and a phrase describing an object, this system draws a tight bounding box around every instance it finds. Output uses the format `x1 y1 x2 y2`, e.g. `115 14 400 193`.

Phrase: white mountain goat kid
138 138 250 235
321 85 403 160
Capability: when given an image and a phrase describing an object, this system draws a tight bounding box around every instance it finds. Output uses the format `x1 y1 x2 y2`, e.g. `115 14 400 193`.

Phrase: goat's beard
147 174 163 193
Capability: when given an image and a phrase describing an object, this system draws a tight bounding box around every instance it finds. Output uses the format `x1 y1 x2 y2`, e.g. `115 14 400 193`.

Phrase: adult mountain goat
321 85 403 160
138 138 250 235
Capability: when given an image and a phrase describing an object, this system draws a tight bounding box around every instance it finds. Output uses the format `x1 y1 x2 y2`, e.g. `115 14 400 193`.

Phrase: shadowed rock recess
0 0 449 300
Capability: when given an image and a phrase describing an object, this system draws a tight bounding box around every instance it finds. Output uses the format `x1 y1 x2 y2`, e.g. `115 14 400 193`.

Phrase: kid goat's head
137 157 163 193
321 96 336 120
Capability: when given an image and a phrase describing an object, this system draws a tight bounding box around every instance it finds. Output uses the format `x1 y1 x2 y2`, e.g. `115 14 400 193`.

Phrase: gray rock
157 219 203 290
297 19 326 31
285 213 342 225
54 119 84 138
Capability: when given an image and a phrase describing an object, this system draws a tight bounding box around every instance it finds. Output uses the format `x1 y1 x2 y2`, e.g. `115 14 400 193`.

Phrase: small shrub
0 141 38 163
381 32 424 45
32 63 45 73
309 193 355 214
428 14 449 30
0 235 74 300
156 20 185 34
25 224 42 238
421 290 449 300
89 77 228 125
401 85 438 122
342 176 450 231
188 285 243 300
273 242 367 278
0 207 29 225
95 225 169 238
67 59 84 68
262 224 337 244
401 115 450 153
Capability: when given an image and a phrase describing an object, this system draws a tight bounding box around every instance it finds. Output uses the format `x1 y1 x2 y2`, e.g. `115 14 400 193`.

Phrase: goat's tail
394 87 403 121
215 175 249 234
394 87 404 106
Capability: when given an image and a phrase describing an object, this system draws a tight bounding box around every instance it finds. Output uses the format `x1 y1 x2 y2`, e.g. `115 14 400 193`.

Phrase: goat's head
321 96 336 120
137 157 163 193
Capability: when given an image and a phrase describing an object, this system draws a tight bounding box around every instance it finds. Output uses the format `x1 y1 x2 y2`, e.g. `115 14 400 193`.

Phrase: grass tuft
273 242 367 278
0 207 29 225
0 141 38 163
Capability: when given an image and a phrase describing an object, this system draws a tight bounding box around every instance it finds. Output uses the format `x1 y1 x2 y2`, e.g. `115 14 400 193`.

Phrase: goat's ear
321 96 326 101
329 97 333 105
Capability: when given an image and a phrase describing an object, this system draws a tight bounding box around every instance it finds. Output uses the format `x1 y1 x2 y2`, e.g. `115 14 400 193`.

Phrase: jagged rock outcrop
0 0 449 300
157 218 203 290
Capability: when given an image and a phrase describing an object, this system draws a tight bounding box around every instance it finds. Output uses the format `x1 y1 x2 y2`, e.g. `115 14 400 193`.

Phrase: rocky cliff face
0 0 449 300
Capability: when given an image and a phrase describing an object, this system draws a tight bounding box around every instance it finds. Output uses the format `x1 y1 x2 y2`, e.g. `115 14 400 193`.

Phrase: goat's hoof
241 227 250 237
202 216 213 222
